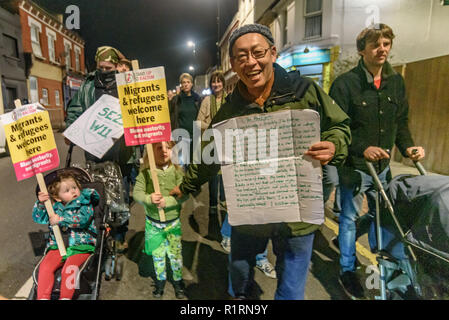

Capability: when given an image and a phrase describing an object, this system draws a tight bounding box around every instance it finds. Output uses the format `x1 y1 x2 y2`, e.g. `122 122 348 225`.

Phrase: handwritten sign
116 67 171 146
63 94 123 159
213 109 324 226
1 103 60 181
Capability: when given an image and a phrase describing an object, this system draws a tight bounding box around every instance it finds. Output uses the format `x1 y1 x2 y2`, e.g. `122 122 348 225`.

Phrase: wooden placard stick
14 99 67 257
131 60 166 222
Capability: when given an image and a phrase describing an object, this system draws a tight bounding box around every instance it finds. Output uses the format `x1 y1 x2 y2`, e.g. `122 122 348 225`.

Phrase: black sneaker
173 280 185 299
152 280 166 298
339 271 365 299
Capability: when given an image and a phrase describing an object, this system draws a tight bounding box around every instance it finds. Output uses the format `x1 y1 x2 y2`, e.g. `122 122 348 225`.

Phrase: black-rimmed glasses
232 47 271 63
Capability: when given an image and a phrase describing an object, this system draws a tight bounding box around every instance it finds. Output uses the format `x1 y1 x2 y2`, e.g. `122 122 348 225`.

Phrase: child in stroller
32 170 99 300
28 166 109 300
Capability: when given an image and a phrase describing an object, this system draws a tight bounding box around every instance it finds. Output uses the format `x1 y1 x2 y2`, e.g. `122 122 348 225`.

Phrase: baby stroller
67 143 130 282
366 159 449 300
28 166 108 300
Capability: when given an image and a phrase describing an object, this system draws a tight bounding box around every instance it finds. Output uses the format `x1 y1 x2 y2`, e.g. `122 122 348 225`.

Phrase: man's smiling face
230 33 277 97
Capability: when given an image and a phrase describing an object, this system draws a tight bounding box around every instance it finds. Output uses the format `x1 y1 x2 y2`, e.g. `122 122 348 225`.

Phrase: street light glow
187 41 195 48
189 65 195 71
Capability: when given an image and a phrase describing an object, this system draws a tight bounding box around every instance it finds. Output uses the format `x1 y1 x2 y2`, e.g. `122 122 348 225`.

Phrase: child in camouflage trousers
133 141 186 299
33 172 99 300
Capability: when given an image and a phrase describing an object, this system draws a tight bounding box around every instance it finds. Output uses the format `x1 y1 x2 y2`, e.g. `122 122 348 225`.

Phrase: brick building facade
15 0 85 129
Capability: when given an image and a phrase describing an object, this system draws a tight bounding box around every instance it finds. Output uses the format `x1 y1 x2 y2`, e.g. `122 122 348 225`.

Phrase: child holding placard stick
32 172 99 300
133 141 187 299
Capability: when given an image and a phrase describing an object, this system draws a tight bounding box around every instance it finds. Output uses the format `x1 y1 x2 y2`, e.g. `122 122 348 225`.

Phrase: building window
74 47 81 71
55 90 60 106
3 34 19 58
47 34 56 62
64 43 72 69
30 24 43 57
29 76 38 103
304 0 322 39
41 88 48 106
4 87 18 112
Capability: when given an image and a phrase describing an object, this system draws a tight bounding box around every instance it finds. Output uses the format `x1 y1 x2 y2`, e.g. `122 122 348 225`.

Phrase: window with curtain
65 43 72 69
29 76 38 103
42 88 48 105
75 47 80 71
55 90 60 106
47 34 55 62
30 24 42 57
304 0 322 38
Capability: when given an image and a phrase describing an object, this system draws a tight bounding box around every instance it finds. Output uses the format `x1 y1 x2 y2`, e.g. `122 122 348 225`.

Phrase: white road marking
12 276 33 300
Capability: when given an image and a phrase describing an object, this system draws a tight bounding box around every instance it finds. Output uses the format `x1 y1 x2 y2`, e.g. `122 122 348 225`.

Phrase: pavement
99 157 431 300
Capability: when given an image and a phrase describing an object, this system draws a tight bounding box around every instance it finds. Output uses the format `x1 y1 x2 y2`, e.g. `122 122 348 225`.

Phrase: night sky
32 0 238 90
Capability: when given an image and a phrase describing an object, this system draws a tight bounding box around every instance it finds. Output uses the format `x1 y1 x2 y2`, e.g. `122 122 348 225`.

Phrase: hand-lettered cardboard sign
116 67 171 146
0 103 60 181
212 109 324 226
63 94 123 159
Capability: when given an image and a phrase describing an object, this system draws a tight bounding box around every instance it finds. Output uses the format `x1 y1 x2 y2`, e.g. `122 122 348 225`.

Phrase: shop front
277 47 338 93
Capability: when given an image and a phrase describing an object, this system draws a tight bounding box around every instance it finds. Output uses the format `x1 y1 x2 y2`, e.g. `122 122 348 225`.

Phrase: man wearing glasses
171 24 350 299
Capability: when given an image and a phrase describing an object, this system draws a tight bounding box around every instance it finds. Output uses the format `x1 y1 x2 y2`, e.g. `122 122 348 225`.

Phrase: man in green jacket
170 24 351 300
329 23 425 299
65 46 133 248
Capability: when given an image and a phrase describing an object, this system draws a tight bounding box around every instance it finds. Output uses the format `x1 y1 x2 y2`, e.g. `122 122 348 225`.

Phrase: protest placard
1 102 60 181
63 94 123 159
1 100 66 256
212 109 324 226
116 66 171 146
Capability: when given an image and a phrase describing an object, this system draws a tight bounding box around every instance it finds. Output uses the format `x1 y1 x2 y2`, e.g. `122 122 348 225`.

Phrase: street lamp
187 40 196 56
188 65 195 72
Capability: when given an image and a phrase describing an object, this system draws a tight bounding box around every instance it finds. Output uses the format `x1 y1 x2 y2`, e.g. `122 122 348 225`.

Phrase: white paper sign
63 94 123 159
213 109 324 226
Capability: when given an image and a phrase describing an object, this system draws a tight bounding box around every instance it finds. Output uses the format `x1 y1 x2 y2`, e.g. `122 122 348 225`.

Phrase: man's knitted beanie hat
229 24 274 56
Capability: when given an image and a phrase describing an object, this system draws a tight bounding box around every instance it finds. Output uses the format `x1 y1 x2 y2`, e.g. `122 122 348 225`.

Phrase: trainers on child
173 280 186 299
221 237 231 253
152 280 166 298
256 261 277 279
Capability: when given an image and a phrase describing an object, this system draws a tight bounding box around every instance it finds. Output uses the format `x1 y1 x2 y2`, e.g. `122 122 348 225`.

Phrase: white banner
213 109 324 226
63 94 123 159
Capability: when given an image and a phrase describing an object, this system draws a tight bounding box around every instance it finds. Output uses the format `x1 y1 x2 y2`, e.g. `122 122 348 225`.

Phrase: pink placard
123 122 171 146
13 148 60 181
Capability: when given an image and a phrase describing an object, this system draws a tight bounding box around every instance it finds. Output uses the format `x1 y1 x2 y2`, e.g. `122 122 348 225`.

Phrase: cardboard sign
63 94 123 159
1 103 60 181
116 67 171 146
212 109 324 226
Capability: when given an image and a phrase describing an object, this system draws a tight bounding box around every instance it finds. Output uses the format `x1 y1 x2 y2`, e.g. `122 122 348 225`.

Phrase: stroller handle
65 142 75 168
413 161 427 176
411 148 427 176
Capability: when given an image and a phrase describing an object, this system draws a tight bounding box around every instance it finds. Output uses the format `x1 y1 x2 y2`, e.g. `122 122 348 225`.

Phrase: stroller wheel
115 257 124 281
